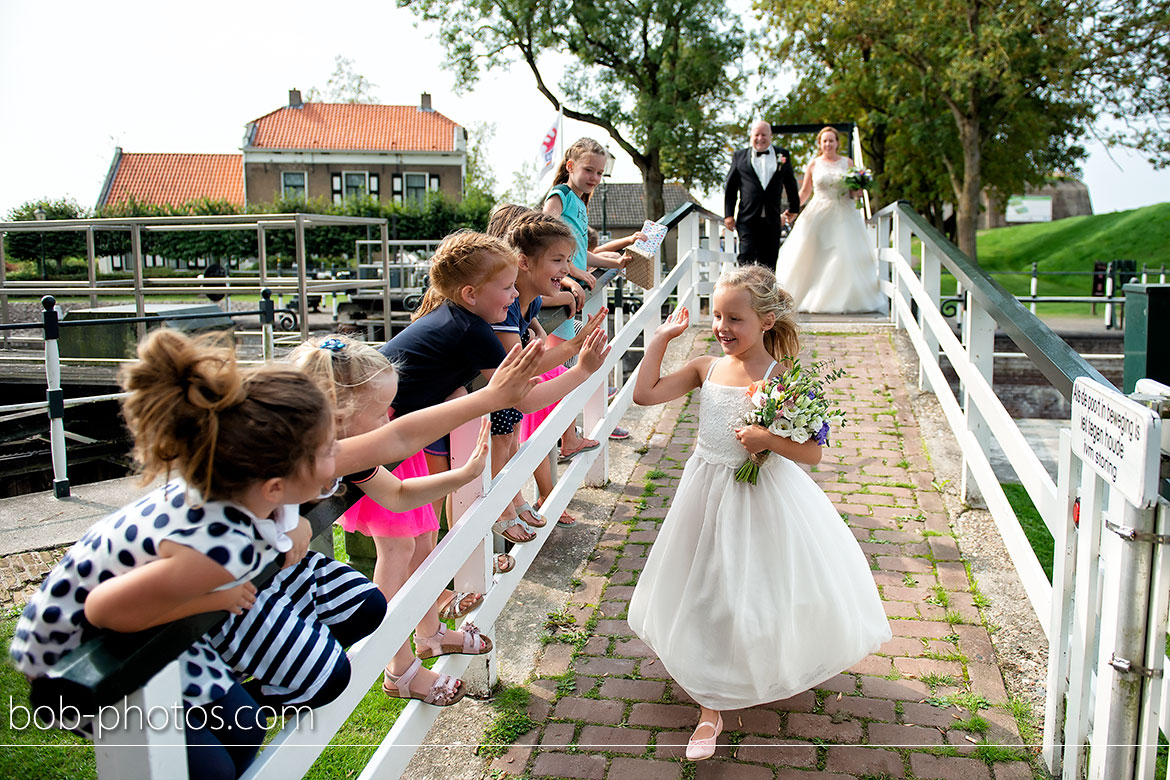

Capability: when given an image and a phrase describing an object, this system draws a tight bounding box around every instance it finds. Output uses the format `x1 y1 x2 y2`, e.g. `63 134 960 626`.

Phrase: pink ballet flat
686 712 723 761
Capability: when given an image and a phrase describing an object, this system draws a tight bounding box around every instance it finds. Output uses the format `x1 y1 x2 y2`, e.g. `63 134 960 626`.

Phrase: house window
344 171 369 199
404 173 429 205
282 171 307 199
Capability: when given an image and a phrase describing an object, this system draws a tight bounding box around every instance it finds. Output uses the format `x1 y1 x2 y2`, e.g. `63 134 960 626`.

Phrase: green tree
3 199 90 275
501 159 546 208
464 120 499 200
399 0 745 219
756 0 1113 260
307 55 380 103
762 45 1087 241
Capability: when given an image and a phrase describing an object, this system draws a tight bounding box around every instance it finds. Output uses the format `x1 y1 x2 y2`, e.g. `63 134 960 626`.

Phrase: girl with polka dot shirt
10 329 342 779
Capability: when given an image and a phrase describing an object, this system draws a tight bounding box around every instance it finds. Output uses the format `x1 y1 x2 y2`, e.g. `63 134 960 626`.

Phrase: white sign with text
1070 377 1161 506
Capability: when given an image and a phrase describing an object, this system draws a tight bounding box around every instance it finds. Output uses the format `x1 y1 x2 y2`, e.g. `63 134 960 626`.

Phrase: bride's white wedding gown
776 156 885 313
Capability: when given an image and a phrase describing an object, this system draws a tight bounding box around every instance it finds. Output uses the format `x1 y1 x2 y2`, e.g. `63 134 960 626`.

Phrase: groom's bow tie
755 149 770 157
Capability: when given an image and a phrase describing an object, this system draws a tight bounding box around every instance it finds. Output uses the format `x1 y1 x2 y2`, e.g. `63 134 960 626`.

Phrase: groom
723 120 801 270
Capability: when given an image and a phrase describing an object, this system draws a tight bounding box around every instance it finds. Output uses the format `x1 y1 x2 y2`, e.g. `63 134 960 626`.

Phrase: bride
775 127 885 314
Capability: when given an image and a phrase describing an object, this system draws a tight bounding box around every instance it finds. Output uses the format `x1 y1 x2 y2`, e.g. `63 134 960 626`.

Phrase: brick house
96 91 466 209
242 90 466 206
584 182 700 267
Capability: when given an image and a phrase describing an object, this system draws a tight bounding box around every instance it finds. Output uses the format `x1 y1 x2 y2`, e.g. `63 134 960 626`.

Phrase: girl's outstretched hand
489 340 544 406
459 417 491 483
574 307 608 345
217 581 257 616
656 306 689 340
578 327 611 373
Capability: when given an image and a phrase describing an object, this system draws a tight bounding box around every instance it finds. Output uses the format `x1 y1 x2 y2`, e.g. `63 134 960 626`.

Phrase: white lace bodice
811 156 852 201
693 380 755 470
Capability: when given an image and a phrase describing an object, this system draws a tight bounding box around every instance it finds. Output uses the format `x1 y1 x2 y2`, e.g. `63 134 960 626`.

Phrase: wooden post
450 416 495 695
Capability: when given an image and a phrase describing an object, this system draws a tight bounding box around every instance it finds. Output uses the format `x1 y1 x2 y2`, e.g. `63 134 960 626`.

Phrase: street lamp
33 206 47 279
600 147 616 243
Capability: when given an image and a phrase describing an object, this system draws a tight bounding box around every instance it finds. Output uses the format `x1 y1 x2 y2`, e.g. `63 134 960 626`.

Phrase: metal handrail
878 201 1113 398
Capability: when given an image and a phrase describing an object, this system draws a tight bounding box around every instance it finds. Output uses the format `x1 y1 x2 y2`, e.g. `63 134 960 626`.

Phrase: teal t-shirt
547 184 589 340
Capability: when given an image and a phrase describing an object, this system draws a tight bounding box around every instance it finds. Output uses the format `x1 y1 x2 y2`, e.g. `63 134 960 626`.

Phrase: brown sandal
415 622 493 660
382 658 465 706
494 553 515 574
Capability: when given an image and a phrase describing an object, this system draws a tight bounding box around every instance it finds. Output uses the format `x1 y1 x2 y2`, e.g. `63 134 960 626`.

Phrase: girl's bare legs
490 430 535 542
545 334 590 455
374 535 451 695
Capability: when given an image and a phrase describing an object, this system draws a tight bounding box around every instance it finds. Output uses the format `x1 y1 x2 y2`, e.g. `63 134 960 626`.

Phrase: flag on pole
536 110 562 182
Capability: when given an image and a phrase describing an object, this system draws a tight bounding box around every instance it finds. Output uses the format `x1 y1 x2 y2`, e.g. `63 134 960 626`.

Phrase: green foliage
4 198 90 268
1 193 492 271
398 0 746 217
477 686 538 759
753 0 1170 258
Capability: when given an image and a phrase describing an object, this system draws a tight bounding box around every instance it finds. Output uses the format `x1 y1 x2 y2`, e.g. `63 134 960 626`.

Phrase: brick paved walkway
489 329 1037 780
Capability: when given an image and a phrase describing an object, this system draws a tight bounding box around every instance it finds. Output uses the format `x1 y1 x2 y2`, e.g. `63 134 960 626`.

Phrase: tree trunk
643 155 666 221
954 115 981 261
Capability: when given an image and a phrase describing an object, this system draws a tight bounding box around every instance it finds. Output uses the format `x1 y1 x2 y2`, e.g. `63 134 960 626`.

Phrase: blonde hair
119 329 331 500
505 211 575 259
487 203 535 238
816 126 840 146
551 137 606 205
287 334 398 435
714 265 799 361
413 230 518 321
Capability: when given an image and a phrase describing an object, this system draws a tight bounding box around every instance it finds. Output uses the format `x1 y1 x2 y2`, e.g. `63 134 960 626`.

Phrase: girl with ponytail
11 329 341 779
627 265 890 761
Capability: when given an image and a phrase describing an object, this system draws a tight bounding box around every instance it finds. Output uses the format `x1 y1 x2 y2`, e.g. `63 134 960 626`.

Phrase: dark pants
735 216 781 271
185 683 268 780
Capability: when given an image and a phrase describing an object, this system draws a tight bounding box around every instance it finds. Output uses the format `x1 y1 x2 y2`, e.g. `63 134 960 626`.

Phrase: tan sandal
493 515 536 543
516 501 545 528
415 622 493 660
382 658 465 706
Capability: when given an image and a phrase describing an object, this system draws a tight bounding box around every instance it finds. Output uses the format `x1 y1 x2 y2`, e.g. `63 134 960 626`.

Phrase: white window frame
281 171 308 199
404 171 429 206
343 170 369 200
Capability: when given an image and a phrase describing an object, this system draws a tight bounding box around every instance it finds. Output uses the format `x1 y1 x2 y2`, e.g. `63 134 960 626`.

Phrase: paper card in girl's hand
632 220 668 255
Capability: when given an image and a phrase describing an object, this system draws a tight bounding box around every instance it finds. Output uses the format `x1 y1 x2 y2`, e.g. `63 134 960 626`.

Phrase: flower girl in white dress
628 265 891 761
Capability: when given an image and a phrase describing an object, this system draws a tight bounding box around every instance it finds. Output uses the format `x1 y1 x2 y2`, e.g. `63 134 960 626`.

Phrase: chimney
289 88 303 109
419 92 432 112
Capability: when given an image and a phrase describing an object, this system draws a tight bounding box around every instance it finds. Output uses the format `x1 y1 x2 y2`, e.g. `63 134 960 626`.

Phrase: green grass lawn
1002 483 1054 582
934 202 1170 312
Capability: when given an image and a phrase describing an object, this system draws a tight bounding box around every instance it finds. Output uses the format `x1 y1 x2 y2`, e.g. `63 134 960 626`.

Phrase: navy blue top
491 297 542 344
381 302 508 416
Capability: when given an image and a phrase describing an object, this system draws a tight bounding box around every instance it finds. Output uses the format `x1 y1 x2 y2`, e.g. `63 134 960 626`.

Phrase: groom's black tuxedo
724 145 801 270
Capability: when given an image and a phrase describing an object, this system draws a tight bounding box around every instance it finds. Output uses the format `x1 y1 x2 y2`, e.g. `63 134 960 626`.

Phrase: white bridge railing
874 201 1170 780
86 205 731 779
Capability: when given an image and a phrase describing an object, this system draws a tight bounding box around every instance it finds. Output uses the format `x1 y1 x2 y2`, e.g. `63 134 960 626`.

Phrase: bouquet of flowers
842 166 873 192
733 358 847 485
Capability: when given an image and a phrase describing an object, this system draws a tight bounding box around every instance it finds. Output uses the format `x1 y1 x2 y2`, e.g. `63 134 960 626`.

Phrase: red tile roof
247 103 461 152
101 153 244 207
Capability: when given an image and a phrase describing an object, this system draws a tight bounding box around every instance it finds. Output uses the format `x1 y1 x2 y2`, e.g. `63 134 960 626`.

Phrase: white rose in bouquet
769 417 795 437
790 426 811 444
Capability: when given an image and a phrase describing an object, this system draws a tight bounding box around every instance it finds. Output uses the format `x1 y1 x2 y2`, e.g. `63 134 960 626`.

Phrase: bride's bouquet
843 166 873 192
733 358 847 485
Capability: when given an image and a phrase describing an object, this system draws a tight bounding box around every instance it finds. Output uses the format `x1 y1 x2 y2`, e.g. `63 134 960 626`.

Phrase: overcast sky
1 0 1165 220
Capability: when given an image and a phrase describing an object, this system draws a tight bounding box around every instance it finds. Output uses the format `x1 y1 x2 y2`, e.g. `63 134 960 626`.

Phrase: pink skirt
340 449 439 538
520 364 569 442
